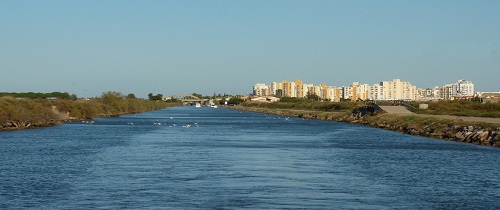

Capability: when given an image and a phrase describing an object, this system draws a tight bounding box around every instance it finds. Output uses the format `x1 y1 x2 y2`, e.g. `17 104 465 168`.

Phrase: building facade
253 83 270 96
379 79 416 101
253 78 474 102
456 80 475 97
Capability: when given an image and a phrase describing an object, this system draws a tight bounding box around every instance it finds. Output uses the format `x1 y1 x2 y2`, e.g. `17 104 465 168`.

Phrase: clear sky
1 0 499 98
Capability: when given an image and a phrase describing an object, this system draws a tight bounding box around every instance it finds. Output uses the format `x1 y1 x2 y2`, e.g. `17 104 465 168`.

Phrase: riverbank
227 106 500 147
0 96 180 131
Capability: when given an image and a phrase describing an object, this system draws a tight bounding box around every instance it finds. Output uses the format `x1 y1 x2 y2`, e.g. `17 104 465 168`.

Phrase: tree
148 93 163 101
126 93 137 99
306 92 320 101
101 91 124 104
227 97 244 105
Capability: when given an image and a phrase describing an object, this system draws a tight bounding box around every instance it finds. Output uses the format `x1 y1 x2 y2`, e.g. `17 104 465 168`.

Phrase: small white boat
195 103 201 108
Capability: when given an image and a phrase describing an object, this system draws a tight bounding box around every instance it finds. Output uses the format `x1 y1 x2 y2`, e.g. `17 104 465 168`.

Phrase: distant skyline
1 0 499 98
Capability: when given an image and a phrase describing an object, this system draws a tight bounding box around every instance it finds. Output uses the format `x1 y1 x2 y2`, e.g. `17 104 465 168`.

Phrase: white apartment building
270 82 282 96
368 84 382 100
441 84 455 100
253 83 270 96
308 85 321 97
437 80 475 100
456 80 474 97
341 86 353 100
359 83 370 101
341 82 370 101
379 79 417 101
418 86 442 101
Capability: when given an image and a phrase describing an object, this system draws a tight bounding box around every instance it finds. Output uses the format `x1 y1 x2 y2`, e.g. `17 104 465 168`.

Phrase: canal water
1 106 499 209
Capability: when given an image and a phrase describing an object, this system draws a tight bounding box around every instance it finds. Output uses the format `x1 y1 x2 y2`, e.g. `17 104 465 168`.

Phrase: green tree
227 97 244 105
306 92 320 101
148 93 163 101
126 93 137 99
102 91 124 104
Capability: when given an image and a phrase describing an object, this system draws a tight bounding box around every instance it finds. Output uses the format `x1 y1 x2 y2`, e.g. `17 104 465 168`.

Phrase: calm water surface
1 106 499 209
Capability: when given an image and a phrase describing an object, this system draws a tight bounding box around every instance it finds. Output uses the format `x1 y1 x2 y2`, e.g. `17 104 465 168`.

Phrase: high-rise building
379 79 416 101
308 85 321 98
319 84 328 100
342 82 369 101
342 85 354 100
368 84 382 100
295 80 306 98
320 85 339 102
456 80 474 97
270 82 283 97
441 84 454 100
253 83 270 96
419 86 442 101
282 80 296 97
359 83 370 101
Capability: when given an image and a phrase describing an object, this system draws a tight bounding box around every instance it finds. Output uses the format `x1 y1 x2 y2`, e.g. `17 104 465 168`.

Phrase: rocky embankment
351 115 500 147
229 106 500 147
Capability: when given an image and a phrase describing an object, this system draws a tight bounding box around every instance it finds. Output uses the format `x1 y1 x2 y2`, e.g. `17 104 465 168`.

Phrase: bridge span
169 94 210 106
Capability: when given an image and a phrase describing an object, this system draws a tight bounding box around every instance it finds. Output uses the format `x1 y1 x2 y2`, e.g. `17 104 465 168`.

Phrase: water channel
1 106 498 209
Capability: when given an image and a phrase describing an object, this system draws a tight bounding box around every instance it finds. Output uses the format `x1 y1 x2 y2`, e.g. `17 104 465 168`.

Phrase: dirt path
378 106 415 115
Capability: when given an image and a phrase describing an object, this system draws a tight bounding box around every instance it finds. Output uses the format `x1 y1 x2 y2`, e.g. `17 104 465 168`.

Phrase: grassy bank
243 100 361 112
406 100 500 118
0 93 180 130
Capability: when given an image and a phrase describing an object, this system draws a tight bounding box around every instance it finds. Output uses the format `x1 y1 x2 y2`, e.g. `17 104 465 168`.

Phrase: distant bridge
170 94 209 105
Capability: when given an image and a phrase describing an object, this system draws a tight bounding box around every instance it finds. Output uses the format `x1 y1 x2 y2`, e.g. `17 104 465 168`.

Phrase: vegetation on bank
241 97 500 118
0 97 61 129
406 100 500 118
0 91 78 100
0 91 180 130
242 97 362 112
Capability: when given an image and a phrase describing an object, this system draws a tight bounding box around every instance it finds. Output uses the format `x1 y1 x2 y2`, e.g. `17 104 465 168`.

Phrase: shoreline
0 110 166 131
226 106 500 147
0 100 180 131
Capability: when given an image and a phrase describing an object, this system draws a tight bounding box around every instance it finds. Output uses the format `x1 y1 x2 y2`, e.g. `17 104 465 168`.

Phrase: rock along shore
227 106 500 147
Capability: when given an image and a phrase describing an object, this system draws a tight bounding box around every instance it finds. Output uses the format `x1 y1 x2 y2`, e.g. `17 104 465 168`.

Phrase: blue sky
1 0 499 98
